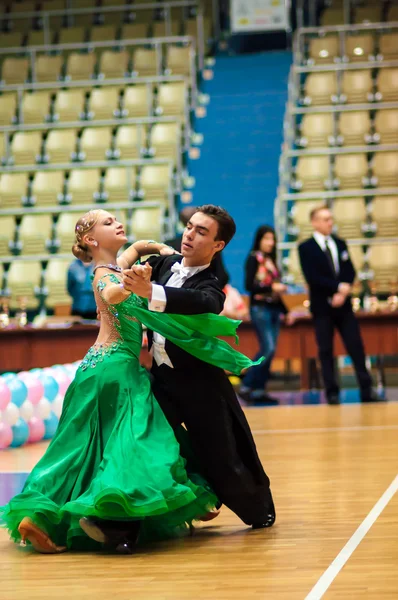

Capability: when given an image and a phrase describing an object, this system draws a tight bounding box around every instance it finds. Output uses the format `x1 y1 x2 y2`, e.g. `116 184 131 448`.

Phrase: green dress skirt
0 275 262 550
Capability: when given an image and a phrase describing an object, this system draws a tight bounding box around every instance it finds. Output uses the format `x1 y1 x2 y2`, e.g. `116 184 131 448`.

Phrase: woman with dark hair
239 226 287 405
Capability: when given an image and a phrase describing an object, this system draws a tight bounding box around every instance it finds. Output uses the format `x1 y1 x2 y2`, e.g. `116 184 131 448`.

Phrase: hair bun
72 242 92 263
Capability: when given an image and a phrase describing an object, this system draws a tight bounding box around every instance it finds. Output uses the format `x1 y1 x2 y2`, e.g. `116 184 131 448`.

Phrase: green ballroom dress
0 270 262 550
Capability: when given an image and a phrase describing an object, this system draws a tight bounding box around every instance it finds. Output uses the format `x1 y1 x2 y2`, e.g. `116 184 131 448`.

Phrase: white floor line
253 424 398 435
305 474 398 600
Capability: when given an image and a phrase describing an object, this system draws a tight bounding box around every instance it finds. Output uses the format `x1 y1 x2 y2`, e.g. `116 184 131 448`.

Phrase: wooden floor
1 403 398 600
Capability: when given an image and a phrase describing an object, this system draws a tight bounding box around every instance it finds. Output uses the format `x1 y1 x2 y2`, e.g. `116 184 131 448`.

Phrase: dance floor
1 402 398 600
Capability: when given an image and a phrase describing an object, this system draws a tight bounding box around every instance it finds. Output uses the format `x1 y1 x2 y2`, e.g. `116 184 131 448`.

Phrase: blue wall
187 51 291 291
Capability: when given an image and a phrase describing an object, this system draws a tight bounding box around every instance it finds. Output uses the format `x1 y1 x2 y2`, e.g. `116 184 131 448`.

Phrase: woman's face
259 232 275 254
85 210 127 251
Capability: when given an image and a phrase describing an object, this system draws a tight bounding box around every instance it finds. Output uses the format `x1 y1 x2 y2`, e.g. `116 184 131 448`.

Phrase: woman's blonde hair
72 210 101 262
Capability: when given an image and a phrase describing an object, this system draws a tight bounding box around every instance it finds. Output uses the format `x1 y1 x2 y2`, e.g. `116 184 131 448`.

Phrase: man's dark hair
194 204 236 247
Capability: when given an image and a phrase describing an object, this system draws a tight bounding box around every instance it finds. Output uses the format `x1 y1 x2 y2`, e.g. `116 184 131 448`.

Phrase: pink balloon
28 417 45 443
52 372 71 396
0 379 11 411
17 371 31 380
22 376 44 406
0 422 13 449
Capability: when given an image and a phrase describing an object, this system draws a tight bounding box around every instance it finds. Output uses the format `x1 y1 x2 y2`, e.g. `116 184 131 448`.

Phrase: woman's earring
93 241 98 247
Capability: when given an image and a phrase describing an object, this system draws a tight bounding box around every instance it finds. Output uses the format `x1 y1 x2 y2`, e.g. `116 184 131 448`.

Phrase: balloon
52 394 64 419
0 421 12 449
2 372 16 380
0 379 11 410
37 373 59 402
17 371 31 380
34 397 52 420
3 403 20 426
22 375 44 406
10 418 29 448
51 371 71 397
28 417 45 443
8 378 27 407
20 400 34 422
43 412 59 440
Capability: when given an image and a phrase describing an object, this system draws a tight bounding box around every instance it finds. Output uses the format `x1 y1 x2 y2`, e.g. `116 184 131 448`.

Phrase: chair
20 91 52 125
156 82 187 117
378 34 398 61
354 6 382 24
19 215 53 255
338 111 372 146
45 259 73 309
87 87 120 120
292 201 323 239
114 125 144 160
36 55 63 83
0 31 24 49
185 17 213 47
387 5 398 21
300 113 334 147
103 167 137 203
374 110 398 144
98 0 127 25
123 85 152 118
308 35 340 64
45 129 77 163
0 216 16 256
286 248 305 285
371 197 398 237
8 1 37 31
80 127 113 161
344 34 375 62
98 50 129 79
377 68 398 102
66 52 96 80
368 243 398 292
149 123 181 165
372 152 398 187
320 8 345 26
304 72 338 105
0 93 17 126
295 156 330 191
58 27 86 47
11 131 42 165
333 198 366 238
41 0 66 31
166 46 193 77
347 246 364 273
0 173 29 209
341 70 373 103
130 207 163 241
31 170 65 206
140 165 171 206
334 153 368 189
67 169 101 204
131 5 155 23
72 0 97 27
89 25 118 45
120 23 149 40
7 261 42 310
133 48 159 77
53 89 86 122
26 30 47 46
1 58 29 85
56 212 80 253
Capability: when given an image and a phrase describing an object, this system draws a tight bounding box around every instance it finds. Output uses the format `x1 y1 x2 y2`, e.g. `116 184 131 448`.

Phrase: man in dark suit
123 205 275 530
298 205 381 405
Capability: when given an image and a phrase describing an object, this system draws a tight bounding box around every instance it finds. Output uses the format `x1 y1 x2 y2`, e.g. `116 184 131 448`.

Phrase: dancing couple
0 205 275 554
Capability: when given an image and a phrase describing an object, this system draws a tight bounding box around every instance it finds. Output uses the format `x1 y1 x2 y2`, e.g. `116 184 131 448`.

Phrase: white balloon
19 400 34 422
3 403 20 426
52 395 64 419
34 397 52 420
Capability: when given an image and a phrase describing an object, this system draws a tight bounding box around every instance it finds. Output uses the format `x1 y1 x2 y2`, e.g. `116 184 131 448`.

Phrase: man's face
181 212 225 265
312 209 334 236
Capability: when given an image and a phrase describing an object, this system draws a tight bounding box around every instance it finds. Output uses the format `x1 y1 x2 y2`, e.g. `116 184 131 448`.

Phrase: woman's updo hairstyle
72 210 100 262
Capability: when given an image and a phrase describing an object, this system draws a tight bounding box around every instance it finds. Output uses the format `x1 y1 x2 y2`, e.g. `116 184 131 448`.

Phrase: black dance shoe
327 394 340 405
251 501 276 529
361 390 385 403
115 540 136 555
79 517 140 551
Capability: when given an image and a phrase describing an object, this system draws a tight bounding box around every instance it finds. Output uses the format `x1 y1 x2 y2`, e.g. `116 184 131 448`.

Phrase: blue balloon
43 412 59 440
8 378 28 407
11 418 29 448
2 373 16 382
30 368 43 375
37 373 59 402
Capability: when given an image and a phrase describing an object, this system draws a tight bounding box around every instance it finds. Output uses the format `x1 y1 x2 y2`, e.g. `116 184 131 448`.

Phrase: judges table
0 312 397 390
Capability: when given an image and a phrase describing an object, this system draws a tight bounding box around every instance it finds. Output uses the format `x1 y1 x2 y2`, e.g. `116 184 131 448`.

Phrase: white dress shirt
148 259 210 368
313 231 340 275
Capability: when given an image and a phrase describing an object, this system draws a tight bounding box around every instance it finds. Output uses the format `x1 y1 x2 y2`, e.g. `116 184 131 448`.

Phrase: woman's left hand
285 312 296 326
160 245 180 256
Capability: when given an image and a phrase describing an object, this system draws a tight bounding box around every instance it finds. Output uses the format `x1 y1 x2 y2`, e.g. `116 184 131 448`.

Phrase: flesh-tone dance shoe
198 508 221 522
18 518 67 554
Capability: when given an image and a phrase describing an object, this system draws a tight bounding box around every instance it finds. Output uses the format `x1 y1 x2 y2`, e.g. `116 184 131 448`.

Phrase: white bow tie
170 261 191 279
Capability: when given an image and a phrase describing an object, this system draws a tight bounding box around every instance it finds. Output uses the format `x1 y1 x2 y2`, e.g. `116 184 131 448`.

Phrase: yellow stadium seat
7 261 42 310
156 82 187 117
87 87 120 120
0 173 29 209
368 243 398 293
20 91 52 125
89 25 118 45
140 165 171 206
58 27 86 47
41 0 66 31
378 34 398 61
98 50 129 79
286 248 305 285
372 152 398 187
67 168 101 204
185 17 212 47
120 23 149 40
72 0 96 27
292 200 323 240
0 31 24 49
103 167 137 203
114 125 144 160
79 127 113 161
371 197 398 237
11 131 42 165
308 35 339 64
354 6 381 24
99 0 126 25
31 170 65 206
1 58 29 85
45 129 78 163
0 94 17 126
130 207 163 240
53 89 86 122
36 55 63 83
19 214 53 255
333 198 366 238
122 85 152 118
374 110 398 144
347 246 364 273
320 8 345 26
0 132 7 163
344 34 375 62
149 123 181 165
304 72 338 105
341 70 373 103
133 48 159 77
338 111 372 146
66 52 96 80
56 212 79 253
296 156 330 191
388 5 398 21
131 5 155 23
334 153 368 189
45 259 73 309
9 1 37 31
300 113 334 147
166 46 193 77
377 68 398 102
0 216 16 256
